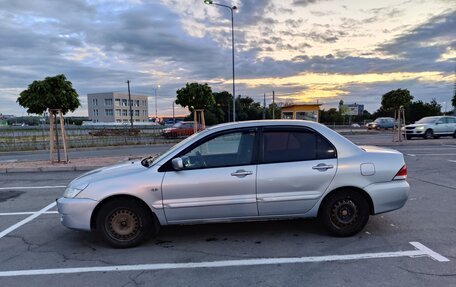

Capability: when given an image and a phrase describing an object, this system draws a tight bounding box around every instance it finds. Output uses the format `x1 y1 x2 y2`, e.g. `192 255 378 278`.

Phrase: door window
179 130 256 169
262 129 336 164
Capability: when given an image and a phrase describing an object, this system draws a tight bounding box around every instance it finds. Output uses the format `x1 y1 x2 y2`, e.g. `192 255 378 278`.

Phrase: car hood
405 124 428 128
70 160 146 187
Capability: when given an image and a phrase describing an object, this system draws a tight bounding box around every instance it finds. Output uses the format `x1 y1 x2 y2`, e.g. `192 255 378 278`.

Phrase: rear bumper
57 197 98 231
364 180 409 214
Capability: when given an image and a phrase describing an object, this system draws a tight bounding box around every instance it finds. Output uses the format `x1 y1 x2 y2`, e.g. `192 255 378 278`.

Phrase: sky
0 0 455 117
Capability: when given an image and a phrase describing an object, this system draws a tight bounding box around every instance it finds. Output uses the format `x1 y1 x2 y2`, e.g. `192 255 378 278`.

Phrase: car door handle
231 170 253 177
312 164 334 171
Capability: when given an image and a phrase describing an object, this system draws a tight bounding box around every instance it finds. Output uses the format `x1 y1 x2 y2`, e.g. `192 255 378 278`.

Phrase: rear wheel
96 198 157 248
320 191 370 237
453 131 456 138
424 129 433 139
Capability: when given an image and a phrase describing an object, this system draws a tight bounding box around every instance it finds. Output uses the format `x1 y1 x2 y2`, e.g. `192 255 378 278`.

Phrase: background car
366 117 395 130
161 121 198 138
402 116 456 139
58 120 409 248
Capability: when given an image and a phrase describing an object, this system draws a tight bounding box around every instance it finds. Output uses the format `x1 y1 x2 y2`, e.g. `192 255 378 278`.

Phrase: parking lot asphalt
0 138 455 286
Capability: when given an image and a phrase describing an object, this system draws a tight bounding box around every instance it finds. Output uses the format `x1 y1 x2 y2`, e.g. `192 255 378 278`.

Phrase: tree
380 89 413 112
17 74 80 162
452 90 456 113
213 91 233 123
18 74 80 115
175 83 215 112
406 100 441 123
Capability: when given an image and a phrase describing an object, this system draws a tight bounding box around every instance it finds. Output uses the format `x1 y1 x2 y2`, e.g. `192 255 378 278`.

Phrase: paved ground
0 135 455 286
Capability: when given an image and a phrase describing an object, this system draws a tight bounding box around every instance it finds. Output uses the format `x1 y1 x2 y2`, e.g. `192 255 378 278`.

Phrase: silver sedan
57 120 409 248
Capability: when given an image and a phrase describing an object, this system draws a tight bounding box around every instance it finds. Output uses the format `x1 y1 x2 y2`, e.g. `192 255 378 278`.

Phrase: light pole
204 0 237 122
154 85 160 122
126 80 133 128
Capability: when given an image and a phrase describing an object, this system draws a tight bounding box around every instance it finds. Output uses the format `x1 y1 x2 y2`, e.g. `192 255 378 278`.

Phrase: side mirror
171 158 184 170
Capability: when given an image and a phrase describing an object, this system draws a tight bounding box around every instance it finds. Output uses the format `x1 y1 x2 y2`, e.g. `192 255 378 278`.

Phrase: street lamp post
126 80 133 128
204 0 237 122
154 85 160 122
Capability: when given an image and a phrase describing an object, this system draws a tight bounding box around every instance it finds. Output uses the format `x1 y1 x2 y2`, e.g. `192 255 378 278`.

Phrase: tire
406 135 412 140
453 131 456 138
320 191 370 237
424 129 433 139
96 198 157 248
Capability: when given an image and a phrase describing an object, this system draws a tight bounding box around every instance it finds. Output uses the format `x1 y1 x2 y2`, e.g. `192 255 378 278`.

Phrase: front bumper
57 197 98 231
402 129 424 136
364 180 409 214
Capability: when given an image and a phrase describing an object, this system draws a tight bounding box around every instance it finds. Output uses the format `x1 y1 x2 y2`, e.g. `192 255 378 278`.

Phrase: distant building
281 104 322 122
340 103 364 116
87 92 149 123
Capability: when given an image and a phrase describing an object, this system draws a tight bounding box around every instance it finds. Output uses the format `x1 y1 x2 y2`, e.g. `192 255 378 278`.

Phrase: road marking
0 242 448 277
448 160 456 163
0 211 58 216
0 202 56 239
404 153 456 156
399 147 456 151
406 154 416 157
0 185 66 190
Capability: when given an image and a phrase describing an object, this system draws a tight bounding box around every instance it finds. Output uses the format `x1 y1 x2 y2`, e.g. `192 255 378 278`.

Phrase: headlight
416 126 425 130
63 184 88 198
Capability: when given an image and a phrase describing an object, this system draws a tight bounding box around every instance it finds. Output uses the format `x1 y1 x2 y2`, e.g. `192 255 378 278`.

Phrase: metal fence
0 125 177 152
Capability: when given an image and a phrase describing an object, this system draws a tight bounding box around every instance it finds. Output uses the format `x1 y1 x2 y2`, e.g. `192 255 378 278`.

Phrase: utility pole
126 80 133 128
172 101 175 124
272 90 275 119
263 93 266 119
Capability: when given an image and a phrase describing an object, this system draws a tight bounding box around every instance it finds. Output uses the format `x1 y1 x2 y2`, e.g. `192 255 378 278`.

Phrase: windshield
416 117 438 124
142 129 210 167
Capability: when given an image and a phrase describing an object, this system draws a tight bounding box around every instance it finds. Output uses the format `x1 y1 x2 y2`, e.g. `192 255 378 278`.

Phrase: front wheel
424 129 433 139
320 191 370 237
96 198 157 248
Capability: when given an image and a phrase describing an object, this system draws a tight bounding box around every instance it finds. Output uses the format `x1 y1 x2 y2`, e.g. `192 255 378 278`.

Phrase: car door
434 118 447 134
256 127 337 216
447 117 456 134
161 128 258 222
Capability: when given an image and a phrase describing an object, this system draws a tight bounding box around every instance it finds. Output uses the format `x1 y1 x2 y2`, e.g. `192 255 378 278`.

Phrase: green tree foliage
175 83 215 112
380 89 414 112
452 90 456 111
406 100 441 123
235 96 263 121
17 74 80 115
213 91 233 122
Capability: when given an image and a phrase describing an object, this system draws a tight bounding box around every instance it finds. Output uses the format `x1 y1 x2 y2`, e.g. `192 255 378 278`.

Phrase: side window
447 117 455 124
179 130 256 169
262 129 336 164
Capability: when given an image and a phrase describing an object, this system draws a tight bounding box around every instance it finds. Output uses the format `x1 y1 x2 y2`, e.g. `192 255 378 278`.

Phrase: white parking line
0 202 56 239
404 153 456 156
0 211 58 216
448 160 456 163
0 185 66 190
0 242 448 277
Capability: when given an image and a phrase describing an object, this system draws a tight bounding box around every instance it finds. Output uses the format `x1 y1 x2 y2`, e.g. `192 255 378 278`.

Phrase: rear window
262 129 336 164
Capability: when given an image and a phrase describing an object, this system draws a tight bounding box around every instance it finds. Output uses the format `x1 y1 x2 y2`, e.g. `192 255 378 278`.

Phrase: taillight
393 165 407 180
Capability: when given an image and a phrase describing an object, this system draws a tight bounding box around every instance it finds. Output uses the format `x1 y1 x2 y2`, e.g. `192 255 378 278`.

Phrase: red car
161 121 199 138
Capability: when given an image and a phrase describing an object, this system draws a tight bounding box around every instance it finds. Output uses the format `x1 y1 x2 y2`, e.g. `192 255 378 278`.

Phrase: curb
0 165 103 174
